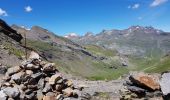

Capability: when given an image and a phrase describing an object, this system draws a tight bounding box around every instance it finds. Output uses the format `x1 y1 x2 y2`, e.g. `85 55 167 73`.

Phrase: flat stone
25 63 40 70
29 51 40 60
31 72 42 80
127 85 146 94
62 88 73 97
6 66 21 76
3 87 20 98
27 85 37 90
26 70 33 75
49 74 62 85
160 72 170 95
129 72 160 90
43 95 55 100
46 92 55 96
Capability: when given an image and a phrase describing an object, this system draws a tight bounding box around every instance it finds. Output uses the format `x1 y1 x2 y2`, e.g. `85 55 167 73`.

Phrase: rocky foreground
120 72 170 100
0 51 84 100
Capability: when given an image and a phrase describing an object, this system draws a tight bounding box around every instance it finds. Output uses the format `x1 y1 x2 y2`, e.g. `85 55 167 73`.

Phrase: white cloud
132 4 140 9
25 6 32 12
128 4 140 9
150 0 168 7
0 8 8 16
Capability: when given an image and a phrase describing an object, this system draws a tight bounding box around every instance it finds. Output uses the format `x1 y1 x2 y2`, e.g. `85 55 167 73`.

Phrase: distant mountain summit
69 25 170 56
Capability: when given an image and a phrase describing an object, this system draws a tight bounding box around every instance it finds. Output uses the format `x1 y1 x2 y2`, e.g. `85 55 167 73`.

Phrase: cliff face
0 19 24 66
0 19 23 42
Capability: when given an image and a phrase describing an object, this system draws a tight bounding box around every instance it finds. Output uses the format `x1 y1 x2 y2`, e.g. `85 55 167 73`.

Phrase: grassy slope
26 40 128 80
144 55 170 73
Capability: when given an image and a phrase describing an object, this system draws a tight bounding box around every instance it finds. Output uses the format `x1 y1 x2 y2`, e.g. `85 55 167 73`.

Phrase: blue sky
0 0 170 36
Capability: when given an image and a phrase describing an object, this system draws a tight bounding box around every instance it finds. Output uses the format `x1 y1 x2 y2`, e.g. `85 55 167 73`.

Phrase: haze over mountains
1 19 170 80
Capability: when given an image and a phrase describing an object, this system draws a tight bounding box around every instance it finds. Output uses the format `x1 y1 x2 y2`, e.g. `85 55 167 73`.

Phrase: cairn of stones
0 51 80 100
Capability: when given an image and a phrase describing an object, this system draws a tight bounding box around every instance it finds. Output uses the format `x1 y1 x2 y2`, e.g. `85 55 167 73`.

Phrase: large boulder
160 72 170 96
129 72 160 90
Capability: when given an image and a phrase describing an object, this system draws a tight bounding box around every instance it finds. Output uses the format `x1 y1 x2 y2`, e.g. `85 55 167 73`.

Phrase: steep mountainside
0 19 24 66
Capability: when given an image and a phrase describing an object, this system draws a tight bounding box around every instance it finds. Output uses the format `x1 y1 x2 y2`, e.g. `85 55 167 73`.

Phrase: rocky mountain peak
84 32 93 37
127 25 163 34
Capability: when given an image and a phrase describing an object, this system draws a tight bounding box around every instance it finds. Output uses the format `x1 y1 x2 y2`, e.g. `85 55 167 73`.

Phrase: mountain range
1 19 170 80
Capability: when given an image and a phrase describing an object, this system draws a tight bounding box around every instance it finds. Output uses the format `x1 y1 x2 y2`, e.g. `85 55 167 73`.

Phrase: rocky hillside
68 26 170 73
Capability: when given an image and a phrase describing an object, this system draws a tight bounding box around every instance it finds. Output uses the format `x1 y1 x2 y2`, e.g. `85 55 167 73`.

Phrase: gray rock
0 90 7 100
3 87 20 98
160 72 170 95
127 85 146 94
42 83 51 93
11 71 25 84
6 66 21 76
38 78 45 89
46 92 55 96
31 72 42 80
